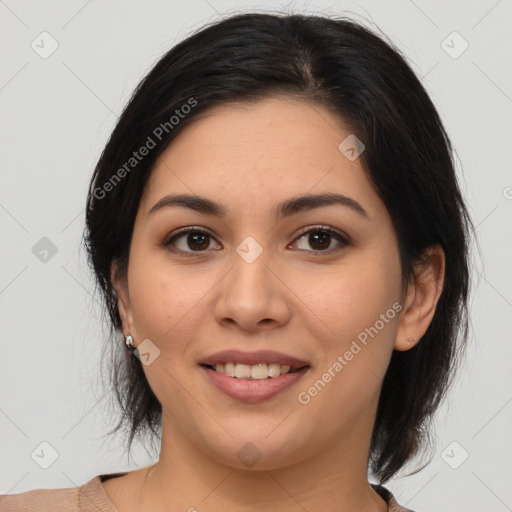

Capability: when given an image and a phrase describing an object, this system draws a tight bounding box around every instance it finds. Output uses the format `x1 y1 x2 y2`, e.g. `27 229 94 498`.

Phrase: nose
213 243 291 332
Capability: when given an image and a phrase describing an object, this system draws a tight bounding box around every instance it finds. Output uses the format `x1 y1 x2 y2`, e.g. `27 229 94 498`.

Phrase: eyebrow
148 192 370 220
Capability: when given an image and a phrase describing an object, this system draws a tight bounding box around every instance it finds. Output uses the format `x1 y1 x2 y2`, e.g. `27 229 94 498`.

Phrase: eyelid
293 224 348 242
163 225 215 241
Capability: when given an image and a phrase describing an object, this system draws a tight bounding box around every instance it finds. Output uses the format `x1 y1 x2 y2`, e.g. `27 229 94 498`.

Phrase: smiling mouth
201 362 308 380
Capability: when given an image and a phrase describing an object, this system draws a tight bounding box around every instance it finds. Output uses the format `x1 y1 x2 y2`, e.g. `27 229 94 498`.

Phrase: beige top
0 472 415 511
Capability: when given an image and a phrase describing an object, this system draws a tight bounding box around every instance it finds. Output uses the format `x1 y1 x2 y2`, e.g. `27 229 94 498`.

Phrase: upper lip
200 350 310 369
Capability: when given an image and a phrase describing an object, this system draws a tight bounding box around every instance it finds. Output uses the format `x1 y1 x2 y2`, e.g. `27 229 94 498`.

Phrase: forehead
140 96 384 220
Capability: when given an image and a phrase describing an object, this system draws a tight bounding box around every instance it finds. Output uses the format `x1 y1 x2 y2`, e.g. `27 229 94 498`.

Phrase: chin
203 428 312 471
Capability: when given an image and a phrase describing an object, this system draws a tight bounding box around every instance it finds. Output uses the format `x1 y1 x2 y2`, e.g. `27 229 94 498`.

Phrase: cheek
127 250 217 343
295 254 401 342
295 263 401 424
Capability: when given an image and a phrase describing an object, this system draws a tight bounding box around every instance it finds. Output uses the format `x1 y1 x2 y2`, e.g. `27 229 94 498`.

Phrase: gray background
1 1 511 510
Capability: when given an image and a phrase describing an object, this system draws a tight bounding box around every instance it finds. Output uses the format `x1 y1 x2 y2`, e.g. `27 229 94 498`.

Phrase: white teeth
251 363 268 380
224 362 235 377
234 364 251 379
267 363 281 377
212 362 297 379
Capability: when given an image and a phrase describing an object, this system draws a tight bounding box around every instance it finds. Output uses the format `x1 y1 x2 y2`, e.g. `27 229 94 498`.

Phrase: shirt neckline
83 473 405 512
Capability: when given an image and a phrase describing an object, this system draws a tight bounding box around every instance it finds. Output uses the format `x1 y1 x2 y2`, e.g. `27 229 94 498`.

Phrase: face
115 96 409 471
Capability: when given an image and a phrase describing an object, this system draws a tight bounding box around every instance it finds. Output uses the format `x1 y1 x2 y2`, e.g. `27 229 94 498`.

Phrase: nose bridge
214 236 290 329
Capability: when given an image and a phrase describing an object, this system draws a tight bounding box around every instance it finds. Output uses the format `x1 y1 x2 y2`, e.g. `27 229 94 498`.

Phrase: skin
105 96 445 512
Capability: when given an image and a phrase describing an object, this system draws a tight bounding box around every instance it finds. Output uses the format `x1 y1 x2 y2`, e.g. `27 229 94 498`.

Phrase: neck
139 412 388 512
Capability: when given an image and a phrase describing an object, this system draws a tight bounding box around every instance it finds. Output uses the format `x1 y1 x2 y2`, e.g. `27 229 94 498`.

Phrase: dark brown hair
84 12 474 483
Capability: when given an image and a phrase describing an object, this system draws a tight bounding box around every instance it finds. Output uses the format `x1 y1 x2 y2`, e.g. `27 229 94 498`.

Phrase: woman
1 12 472 512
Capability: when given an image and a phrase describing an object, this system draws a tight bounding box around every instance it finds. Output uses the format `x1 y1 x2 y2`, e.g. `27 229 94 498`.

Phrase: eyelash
162 225 350 257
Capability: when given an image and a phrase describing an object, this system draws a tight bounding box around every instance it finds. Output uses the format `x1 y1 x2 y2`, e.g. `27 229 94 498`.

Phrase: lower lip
201 366 309 403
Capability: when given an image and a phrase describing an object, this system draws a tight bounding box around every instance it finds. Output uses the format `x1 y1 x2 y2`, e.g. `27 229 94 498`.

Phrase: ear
394 244 445 351
111 260 137 340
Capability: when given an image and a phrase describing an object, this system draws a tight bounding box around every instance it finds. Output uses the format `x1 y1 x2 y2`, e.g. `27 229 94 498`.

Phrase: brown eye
308 231 332 250
164 228 221 253
292 226 349 253
185 232 210 250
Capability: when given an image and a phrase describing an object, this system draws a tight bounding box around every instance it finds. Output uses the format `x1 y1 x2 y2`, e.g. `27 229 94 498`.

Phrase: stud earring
407 337 415 344
125 334 134 349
